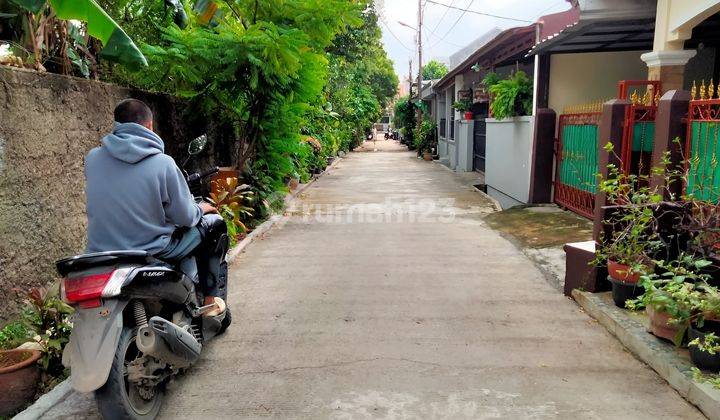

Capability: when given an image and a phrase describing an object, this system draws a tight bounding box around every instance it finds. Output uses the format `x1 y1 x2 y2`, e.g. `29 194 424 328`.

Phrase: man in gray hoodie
85 99 227 314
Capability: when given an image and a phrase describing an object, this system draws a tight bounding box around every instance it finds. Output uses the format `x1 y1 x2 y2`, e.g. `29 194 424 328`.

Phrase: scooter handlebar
186 166 220 183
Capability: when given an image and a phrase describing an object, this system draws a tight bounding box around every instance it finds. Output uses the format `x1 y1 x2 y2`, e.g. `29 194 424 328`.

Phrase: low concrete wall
0 66 207 322
455 120 474 172
437 137 448 162
485 116 534 207
447 138 457 169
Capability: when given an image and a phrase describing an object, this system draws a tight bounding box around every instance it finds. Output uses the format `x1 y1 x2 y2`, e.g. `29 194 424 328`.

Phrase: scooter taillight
62 267 134 306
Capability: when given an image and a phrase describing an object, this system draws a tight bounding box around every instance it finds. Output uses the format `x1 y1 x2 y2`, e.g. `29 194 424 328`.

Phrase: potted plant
594 213 660 307
595 149 663 307
413 120 437 161
0 349 42 416
685 278 720 370
628 254 712 344
488 71 533 120
452 99 473 121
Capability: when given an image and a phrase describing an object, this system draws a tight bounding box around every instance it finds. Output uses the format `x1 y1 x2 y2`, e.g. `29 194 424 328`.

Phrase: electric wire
380 18 415 53
429 0 456 34
426 0 533 23
430 0 475 48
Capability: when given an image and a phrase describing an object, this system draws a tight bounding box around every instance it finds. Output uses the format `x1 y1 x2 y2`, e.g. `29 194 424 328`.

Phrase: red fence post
650 90 690 198
529 108 556 203
593 99 630 242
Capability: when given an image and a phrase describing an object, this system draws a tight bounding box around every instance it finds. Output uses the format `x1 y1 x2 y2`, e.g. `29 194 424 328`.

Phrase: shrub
489 71 533 119
413 120 437 154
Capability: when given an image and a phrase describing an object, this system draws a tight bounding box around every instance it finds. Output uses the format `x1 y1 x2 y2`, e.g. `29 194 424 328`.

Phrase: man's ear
143 120 154 132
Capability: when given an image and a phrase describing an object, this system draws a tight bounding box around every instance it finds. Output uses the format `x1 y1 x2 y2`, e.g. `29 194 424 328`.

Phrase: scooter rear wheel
217 307 232 335
95 327 163 420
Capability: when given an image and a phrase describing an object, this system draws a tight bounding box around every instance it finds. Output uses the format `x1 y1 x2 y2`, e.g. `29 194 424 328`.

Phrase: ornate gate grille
686 81 720 202
618 80 661 178
554 111 601 219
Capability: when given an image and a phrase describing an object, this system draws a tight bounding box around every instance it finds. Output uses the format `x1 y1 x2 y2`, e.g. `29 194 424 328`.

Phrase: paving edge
12 157 342 419
430 160 502 212
572 289 720 420
13 379 73 420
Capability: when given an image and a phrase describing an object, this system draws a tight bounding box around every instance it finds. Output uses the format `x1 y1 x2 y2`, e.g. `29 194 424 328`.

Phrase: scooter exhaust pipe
136 316 201 367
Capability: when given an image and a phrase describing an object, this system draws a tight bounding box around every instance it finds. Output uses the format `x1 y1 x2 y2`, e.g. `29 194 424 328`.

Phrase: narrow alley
151 140 700 419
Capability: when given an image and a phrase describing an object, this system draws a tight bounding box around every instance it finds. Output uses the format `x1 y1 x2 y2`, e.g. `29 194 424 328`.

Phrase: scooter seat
56 250 155 277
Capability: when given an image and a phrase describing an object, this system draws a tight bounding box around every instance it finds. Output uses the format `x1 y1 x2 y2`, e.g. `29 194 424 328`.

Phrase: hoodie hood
101 122 165 164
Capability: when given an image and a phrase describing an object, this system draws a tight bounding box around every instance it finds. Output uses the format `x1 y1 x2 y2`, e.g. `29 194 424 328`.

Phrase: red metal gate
685 81 720 201
554 106 603 219
618 80 661 177
554 80 661 219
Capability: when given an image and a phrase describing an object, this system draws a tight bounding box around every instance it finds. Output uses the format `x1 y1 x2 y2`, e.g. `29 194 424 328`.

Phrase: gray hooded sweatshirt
85 122 202 254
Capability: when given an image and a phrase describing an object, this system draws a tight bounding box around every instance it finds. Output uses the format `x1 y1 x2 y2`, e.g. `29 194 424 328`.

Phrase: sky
377 0 571 81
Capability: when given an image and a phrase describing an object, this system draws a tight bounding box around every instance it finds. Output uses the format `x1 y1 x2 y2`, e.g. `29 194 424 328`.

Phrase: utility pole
408 59 413 98
416 0 423 125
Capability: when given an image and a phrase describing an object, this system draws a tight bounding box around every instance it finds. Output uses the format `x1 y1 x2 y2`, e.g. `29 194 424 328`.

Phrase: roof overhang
434 24 536 90
528 0 656 55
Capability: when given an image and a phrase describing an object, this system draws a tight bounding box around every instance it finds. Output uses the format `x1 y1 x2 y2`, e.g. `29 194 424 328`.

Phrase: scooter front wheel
95 327 163 420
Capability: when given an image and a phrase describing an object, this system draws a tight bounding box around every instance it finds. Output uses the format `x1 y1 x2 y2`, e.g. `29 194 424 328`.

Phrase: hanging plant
488 71 533 120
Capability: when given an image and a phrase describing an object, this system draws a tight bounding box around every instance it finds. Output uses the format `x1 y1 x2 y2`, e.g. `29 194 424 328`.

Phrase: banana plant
9 0 147 69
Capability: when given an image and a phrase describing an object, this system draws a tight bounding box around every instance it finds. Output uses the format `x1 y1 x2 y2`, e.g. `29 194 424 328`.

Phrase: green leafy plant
689 332 720 355
451 99 472 112
692 366 720 389
481 71 500 88
7 0 147 73
0 321 31 350
593 149 665 274
488 71 532 119
394 96 417 149
422 59 447 80
209 177 255 246
413 120 437 154
17 287 74 378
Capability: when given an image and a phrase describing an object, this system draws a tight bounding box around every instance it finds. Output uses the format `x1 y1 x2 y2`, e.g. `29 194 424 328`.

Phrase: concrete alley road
157 140 703 419
40 139 703 419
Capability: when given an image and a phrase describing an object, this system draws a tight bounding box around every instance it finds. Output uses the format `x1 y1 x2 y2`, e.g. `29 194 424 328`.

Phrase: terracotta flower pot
0 349 41 416
464 111 473 121
422 152 432 161
608 260 641 283
287 178 300 191
646 306 681 343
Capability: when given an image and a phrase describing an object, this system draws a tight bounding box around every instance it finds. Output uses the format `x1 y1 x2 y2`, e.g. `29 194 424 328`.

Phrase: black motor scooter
56 135 228 419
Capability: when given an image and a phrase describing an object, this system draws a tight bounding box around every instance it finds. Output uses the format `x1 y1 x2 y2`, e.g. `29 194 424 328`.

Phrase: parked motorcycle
56 135 229 419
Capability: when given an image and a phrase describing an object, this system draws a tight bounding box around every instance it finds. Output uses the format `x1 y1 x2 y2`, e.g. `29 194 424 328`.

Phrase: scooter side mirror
188 135 208 155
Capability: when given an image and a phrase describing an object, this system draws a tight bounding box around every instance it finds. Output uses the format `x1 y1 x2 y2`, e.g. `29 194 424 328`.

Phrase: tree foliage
394 96 416 149
422 59 447 80
110 0 397 201
2 0 398 224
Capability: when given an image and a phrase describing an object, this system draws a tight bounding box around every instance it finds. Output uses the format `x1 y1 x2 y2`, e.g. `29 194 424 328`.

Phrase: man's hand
199 202 218 214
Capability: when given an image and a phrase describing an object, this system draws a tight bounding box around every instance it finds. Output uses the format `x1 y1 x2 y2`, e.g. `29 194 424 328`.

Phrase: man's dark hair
114 99 153 125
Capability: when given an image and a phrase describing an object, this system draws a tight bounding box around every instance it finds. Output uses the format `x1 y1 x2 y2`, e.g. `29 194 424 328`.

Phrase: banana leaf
9 0 45 13
48 0 147 69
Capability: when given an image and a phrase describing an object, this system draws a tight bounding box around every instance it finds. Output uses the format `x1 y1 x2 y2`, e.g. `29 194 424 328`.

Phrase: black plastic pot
689 325 720 372
609 277 643 308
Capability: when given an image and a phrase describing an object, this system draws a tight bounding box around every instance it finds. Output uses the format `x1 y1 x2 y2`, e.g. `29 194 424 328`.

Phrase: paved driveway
41 141 704 419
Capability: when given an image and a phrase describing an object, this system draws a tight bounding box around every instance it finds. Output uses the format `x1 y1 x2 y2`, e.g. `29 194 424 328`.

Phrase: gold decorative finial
692 80 697 100
701 79 707 100
654 91 661 106
710 78 715 99
630 90 639 105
